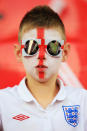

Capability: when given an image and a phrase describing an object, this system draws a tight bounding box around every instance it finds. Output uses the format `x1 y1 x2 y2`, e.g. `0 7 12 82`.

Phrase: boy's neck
25 74 60 109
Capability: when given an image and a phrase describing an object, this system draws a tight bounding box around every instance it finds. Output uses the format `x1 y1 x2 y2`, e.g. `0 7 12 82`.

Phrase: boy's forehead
22 28 62 41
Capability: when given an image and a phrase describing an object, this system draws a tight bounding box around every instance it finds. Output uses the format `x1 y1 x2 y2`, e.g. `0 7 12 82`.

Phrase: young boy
0 5 87 131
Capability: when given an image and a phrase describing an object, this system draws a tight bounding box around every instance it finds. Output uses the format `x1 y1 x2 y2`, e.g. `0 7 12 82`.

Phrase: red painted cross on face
37 28 47 79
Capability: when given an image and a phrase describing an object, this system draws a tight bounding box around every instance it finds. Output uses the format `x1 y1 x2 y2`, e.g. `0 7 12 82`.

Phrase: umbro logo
12 114 30 121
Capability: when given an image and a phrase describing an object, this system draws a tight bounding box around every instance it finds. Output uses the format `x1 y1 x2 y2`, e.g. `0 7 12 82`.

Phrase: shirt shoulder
0 77 25 104
59 78 87 98
0 86 19 103
65 85 87 100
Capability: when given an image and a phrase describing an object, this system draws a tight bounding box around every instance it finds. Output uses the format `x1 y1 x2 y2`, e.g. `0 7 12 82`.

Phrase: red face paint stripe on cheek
37 28 46 79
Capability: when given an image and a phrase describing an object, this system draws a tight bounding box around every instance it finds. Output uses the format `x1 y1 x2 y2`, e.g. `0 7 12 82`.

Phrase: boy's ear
62 43 70 62
14 44 22 62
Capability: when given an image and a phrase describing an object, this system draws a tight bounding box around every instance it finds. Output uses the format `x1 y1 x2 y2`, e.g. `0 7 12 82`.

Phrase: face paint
21 28 64 82
37 28 47 79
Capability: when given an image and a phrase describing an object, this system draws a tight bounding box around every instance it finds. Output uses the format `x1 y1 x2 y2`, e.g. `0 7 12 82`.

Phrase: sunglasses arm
21 45 24 49
61 45 64 49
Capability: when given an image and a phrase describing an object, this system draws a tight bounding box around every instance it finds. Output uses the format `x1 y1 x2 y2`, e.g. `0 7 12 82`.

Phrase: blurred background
0 0 87 89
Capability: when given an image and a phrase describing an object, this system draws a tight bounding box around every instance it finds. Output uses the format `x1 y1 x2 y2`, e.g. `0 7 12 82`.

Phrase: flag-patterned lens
24 40 39 55
47 40 61 56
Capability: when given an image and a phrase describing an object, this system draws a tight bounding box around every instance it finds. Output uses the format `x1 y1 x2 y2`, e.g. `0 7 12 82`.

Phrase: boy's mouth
35 65 48 68
35 65 48 71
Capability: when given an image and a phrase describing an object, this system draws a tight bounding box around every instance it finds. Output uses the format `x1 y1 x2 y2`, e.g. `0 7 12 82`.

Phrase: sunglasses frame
21 39 65 57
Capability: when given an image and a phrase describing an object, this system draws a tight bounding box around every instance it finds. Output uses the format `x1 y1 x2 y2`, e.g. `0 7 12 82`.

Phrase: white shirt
0 77 87 131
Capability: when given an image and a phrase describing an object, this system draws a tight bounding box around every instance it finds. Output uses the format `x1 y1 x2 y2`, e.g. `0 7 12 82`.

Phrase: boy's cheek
46 56 62 66
48 58 62 72
22 57 37 71
22 56 38 65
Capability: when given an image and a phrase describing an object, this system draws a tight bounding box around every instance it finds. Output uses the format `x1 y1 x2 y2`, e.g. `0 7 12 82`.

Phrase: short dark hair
18 5 66 43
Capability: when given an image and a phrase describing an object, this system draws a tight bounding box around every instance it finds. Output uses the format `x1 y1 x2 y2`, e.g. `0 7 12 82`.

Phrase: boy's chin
37 78 48 83
35 74 51 83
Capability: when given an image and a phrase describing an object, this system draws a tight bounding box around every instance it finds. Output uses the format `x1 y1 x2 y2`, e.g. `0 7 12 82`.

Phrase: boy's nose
37 45 46 60
38 56 46 60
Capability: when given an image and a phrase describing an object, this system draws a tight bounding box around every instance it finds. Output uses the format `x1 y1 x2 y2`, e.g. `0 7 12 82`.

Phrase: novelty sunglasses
21 39 64 57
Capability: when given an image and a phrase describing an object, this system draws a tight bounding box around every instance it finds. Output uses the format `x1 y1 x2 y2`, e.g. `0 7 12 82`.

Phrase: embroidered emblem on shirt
12 114 30 121
62 105 80 127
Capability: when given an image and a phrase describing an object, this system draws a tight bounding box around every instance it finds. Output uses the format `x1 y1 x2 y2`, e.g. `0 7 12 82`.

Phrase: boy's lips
35 65 48 71
35 65 48 68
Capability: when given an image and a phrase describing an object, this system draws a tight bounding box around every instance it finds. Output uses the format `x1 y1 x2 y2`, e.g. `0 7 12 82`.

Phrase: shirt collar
17 77 66 103
50 79 66 105
55 78 66 101
17 77 34 102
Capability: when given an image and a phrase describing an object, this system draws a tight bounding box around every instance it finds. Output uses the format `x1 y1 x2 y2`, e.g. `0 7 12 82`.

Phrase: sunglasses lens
47 40 61 56
24 40 39 55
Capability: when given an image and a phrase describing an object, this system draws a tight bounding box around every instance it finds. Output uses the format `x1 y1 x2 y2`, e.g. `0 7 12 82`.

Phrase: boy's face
15 28 70 82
